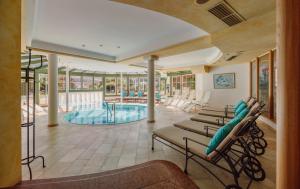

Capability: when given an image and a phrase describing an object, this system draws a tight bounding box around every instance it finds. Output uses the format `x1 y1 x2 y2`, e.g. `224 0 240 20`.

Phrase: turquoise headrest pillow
236 107 249 120
205 107 249 155
235 102 247 116
129 91 135 97
234 100 244 110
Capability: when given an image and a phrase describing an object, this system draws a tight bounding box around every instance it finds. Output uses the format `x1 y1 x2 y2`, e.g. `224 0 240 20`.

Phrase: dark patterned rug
9 160 199 189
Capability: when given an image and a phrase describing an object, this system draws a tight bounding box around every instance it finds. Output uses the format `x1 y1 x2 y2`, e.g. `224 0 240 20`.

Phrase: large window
105 77 116 95
39 74 48 105
116 77 128 94
155 77 160 92
70 75 81 90
166 77 171 96
58 74 66 91
139 78 147 92
182 74 195 90
21 70 34 96
169 74 195 96
172 76 181 95
94 77 103 90
160 78 166 95
82 76 93 90
129 77 139 92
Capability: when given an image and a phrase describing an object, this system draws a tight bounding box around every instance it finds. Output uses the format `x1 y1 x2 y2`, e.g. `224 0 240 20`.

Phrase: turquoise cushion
205 107 250 155
234 100 244 110
129 91 135 97
236 107 249 120
205 116 242 155
121 91 127 97
156 93 161 100
138 91 143 97
235 102 247 116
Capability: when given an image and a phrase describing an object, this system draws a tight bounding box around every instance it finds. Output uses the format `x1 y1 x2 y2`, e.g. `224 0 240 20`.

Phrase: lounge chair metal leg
184 157 188 174
151 135 155 151
184 137 188 174
222 153 240 187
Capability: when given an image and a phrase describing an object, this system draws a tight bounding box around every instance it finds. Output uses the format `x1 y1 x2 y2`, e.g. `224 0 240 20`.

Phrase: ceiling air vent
195 0 210 4
225 55 238 61
223 51 242 61
208 1 245 26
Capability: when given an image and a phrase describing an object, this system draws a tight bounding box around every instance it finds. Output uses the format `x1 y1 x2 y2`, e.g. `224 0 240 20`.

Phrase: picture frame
213 73 235 89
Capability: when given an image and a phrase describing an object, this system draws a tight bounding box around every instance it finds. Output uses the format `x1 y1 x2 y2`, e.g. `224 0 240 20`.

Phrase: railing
103 101 116 124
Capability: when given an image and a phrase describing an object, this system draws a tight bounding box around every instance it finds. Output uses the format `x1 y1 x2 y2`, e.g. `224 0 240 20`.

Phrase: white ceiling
131 47 222 69
30 0 207 61
156 47 222 68
53 47 222 73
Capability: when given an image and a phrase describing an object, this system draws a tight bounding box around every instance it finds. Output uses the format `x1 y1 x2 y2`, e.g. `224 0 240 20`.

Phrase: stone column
0 0 21 187
277 0 300 188
48 54 58 126
65 66 70 112
145 55 159 123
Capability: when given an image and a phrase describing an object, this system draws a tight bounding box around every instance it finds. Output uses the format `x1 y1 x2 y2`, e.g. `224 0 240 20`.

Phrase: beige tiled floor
21 105 276 189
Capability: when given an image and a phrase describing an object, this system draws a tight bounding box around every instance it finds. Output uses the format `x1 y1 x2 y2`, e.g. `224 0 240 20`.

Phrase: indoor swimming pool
64 103 147 125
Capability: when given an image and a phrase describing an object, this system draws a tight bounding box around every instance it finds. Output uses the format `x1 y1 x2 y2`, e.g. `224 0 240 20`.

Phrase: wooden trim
269 50 275 120
256 57 260 99
249 62 253 97
277 0 300 188
257 51 271 58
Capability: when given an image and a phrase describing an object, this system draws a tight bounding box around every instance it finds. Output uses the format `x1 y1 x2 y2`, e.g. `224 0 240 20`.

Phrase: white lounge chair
177 90 196 109
183 91 211 112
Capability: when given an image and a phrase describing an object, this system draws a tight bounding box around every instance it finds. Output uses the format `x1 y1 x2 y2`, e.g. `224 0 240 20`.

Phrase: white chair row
183 91 211 112
59 91 103 111
163 90 211 112
21 96 47 123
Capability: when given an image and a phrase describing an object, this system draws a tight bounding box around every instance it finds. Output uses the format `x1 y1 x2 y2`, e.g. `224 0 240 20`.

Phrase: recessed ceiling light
81 44 86 47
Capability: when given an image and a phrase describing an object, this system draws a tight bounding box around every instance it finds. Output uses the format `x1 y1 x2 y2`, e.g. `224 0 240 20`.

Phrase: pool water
64 103 147 125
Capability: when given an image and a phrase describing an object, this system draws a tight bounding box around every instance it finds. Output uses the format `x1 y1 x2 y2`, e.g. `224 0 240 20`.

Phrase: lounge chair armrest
216 115 226 119
203 125 220 131
183 137 225 156
225 105 235 111
222 118 231 123
227 109 235 113
202 125 220 137
183 137 209 148
215 117 225 126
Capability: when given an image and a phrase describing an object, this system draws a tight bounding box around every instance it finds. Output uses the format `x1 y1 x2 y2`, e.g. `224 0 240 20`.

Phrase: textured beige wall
0 0 22 187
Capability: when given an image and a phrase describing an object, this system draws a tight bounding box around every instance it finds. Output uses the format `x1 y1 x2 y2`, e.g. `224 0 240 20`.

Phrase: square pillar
277 0 300 188
0 0 22 187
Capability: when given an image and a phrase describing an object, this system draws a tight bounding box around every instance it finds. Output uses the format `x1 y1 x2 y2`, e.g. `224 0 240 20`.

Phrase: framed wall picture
213 73 235 89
